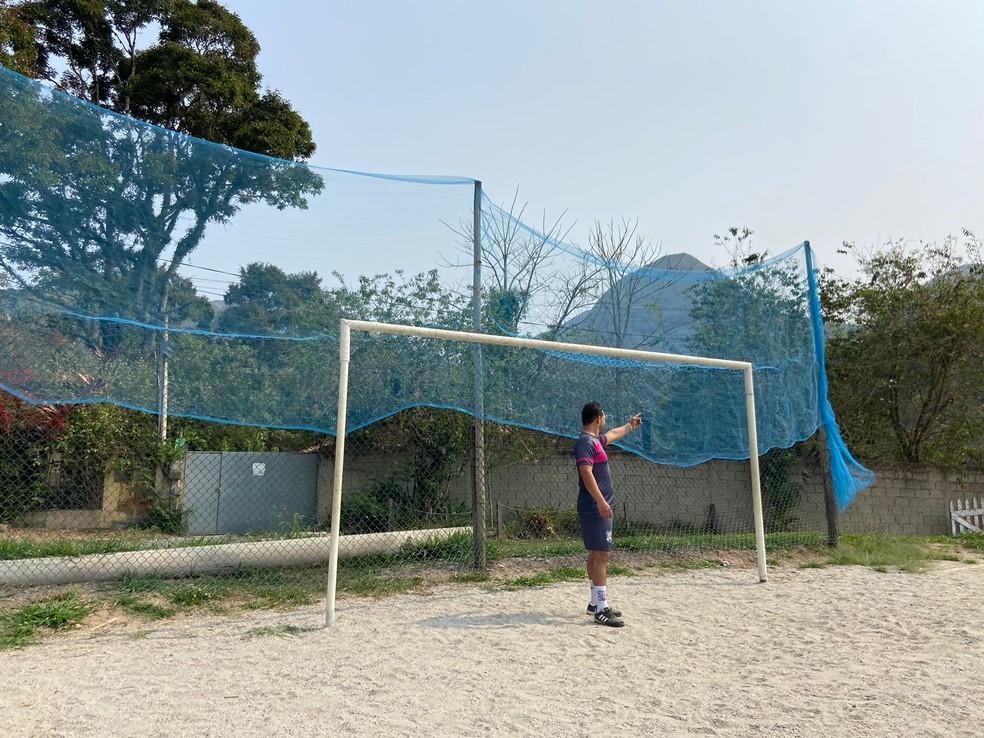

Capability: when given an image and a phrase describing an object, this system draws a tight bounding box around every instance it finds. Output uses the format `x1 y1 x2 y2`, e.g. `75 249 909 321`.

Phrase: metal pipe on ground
0 527 470 587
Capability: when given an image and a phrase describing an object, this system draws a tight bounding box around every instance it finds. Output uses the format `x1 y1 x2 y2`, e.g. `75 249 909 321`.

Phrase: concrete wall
25 450 977 536
840 464 984 536
318 450 984 537
18 470 148 530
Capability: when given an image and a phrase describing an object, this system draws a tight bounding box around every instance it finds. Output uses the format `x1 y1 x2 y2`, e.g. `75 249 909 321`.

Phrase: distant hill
557 252 715 351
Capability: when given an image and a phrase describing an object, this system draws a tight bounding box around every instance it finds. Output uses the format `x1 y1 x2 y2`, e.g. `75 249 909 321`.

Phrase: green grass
0 592 93 650
0 535 236 561
824 535 953 574
114 595 176 620
452 572 491 583
336 571 424 597
501 564 634 589
649 558 720 571
954 533 984 551
0 528 830 564
3 530 977 651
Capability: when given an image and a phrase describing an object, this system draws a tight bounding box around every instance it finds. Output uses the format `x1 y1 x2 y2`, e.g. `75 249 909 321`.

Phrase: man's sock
589 579 597 607
595 585 609 612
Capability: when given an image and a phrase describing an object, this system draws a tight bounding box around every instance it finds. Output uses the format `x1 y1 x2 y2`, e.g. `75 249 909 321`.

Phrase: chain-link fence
0 400 832 611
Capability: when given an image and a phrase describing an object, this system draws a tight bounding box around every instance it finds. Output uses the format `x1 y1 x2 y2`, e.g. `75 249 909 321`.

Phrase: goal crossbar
325 319 768 626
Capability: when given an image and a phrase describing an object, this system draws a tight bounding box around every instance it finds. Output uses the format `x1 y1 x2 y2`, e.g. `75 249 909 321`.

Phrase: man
574 401 641 627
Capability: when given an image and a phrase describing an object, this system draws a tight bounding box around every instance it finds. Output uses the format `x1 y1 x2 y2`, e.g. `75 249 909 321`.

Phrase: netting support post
471 180 487 571
818 426 839 547
744 366 768 583
157 281 170 441
325 320 352 627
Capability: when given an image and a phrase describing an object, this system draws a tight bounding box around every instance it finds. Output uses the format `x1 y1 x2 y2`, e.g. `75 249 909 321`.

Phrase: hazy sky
216 0 984 278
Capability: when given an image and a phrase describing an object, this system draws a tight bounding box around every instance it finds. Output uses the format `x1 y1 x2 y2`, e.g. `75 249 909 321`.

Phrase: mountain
557 252 716 351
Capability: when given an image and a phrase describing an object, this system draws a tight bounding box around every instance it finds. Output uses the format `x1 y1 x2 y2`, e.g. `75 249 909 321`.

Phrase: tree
0 0 322 349
0 0 36 73
450 188 596 337
688 227 811 362
824 234 984 465
16 0 315 158
219 263 322 335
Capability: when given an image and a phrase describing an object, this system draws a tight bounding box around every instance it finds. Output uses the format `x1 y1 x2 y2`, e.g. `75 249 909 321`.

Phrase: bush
137 504 187 535
513 508 557 538
338 493 388 534
555 508 581 536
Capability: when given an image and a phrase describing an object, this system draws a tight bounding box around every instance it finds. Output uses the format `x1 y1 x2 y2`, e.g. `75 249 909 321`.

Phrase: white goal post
325 318 769 626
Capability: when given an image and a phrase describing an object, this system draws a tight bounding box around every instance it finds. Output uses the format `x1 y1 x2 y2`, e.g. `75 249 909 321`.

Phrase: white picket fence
950 497 984 535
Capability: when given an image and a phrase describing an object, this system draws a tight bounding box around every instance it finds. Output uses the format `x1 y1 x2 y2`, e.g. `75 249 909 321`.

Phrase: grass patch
650 558 719 571
501 564 633 589
825 535 949 574
453 572 491 583
0 592 92 650
107 567 324 615
114 595 176 620
799 561 828 570
503 566 585 589
953 533 984 551
165 583 222 608
336 571 423 597
243 624 303 639
607 564 635 576
0 536 234 561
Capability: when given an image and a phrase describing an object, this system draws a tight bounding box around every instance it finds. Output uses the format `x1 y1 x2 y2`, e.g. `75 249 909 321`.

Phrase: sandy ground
1 563 982 738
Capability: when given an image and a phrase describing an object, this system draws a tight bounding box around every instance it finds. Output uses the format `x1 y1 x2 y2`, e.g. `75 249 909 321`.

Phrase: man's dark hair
581 401 604 426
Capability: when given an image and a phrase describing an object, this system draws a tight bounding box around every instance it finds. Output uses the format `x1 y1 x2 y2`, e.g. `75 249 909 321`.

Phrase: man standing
574 402 641 627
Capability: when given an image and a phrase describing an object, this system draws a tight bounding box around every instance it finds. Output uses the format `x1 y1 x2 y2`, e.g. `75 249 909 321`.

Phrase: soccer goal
325 318 768 625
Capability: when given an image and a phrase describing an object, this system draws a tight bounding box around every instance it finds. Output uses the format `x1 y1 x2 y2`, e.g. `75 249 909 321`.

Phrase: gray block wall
317 450 984 537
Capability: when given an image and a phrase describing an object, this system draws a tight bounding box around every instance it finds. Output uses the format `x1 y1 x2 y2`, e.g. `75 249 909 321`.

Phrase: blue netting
0 65 872 509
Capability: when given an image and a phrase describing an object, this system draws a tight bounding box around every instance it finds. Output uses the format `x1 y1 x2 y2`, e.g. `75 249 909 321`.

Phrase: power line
157 256 241 279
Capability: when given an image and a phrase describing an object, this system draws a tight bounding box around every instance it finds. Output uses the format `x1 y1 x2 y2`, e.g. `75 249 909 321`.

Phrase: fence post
471 180 487 571
818 426 839 547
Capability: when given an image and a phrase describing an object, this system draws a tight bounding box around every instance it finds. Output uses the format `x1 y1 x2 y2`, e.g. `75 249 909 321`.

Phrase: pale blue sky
218 0 984 278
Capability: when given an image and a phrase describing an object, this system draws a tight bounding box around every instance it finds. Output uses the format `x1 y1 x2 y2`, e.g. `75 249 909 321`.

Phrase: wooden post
496 502 503 539
818 427 839 547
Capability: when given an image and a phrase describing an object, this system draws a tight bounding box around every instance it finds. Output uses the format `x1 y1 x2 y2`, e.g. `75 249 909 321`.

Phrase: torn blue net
0 65 872 509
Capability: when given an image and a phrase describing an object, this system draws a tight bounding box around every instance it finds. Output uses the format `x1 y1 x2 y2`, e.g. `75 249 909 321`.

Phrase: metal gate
183 452 319 535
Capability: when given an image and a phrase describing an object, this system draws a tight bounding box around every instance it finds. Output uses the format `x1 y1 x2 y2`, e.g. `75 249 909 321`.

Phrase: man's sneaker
593 607 625 627
587 604 622 617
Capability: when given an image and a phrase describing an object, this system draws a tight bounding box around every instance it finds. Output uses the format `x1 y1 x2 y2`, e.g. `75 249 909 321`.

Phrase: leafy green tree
823 234 984 465
218 263 322 335
0 0 321 349
0 0 36 73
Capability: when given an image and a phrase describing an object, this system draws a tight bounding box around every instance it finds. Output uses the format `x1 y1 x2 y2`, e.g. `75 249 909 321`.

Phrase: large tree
218 262 322 335
0 0 36 73
823 235 984 465
0 0 321 348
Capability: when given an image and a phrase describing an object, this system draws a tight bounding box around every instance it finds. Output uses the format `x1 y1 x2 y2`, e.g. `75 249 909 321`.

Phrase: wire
157 257 241 279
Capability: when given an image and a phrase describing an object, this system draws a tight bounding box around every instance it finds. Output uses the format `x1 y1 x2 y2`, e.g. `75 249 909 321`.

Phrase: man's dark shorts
579 509 613 551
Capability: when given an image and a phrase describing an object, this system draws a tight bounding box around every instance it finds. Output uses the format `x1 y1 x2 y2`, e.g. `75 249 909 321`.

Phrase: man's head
581 401 606 433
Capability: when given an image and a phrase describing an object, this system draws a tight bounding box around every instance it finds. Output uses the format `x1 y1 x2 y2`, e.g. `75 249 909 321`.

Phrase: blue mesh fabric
0 65 872 509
